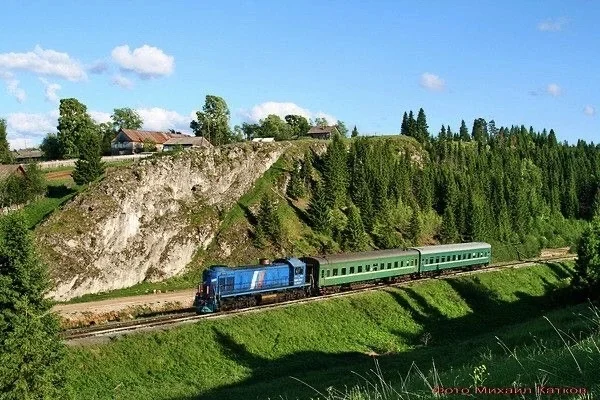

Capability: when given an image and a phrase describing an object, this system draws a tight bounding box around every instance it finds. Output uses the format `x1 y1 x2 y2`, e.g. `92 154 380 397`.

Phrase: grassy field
64 261 597 400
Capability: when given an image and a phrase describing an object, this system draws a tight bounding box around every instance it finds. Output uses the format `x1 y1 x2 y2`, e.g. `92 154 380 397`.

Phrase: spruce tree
254 193 283 248
0 213 68 398
409 204 422 245
341 204 369 251
72 132 105 185
400 112 408 135
438 125 447 140
573 216 600 293
407 111 417 138
459 120 470 141
286 160 305 200
306 182 330 233
440 205 459 243
351 125 359 138
416 108 429 142
300 149 314 192
322 132 348 208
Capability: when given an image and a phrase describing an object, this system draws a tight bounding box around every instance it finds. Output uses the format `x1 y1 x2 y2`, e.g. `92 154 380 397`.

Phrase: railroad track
61 255 575 343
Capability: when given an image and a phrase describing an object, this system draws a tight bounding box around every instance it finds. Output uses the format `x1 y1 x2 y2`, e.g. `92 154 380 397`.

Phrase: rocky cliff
35 142 291 301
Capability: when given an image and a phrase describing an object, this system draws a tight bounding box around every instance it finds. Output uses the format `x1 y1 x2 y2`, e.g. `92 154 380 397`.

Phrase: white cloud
89 111 111 124
39 78 61 103
537 18 568 32
0 45 86 81
584 105 596 116
136 107 190 131
111 74 133 89
88 61 109 74
8 137 34 150
111 44 174 78
1 72 26 103
547 83 561 96
420 72 445 92
6 112 57 136
240 101 337 125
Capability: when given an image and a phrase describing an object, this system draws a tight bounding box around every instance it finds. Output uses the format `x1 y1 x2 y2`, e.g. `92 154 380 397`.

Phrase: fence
38 153 152 169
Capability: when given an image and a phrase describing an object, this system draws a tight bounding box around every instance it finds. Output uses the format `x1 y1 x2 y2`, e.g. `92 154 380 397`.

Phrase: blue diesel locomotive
194 257 310 313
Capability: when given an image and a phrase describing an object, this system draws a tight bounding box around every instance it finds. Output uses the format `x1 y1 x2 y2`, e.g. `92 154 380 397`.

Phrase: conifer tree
286 160 305 200
0 119 14 165
409 204 422 244
351 125 359 137
440 205 459 243
72 132 105 185
254 193 283 248
416 108 429 142
446 125 453 140
438 125 447 140
572 216 600 293
322 132 348 208
459 120 470 141
341 204 370 251
407 111 417 138
0 213 68 398
400 112 408 135
306 181 330 233
300 149 314 191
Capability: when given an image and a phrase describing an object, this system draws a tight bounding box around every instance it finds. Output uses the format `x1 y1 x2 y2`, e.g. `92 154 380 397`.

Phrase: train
193 242 492 313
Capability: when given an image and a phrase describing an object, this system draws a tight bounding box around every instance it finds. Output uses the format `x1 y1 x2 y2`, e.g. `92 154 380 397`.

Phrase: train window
436 257 439 263
457 254 461 260
394 261 398 268
333 269 338 276
387 262 392 269
341 268 346 275
358 266 363 273
429 257 433 264
366 265 371 271
295 267 303 275
468 253 471 259
321 270 325 278
452 255 456 261
401 260 404 267
350 267 355 274
326 270 331 277
373 263 378 268
441 257 445 263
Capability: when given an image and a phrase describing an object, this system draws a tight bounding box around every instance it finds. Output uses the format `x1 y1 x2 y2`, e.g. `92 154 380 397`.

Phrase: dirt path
53 289 197 328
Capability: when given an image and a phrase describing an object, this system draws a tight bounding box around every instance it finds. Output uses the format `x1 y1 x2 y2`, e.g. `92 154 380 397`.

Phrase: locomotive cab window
295 267 303 275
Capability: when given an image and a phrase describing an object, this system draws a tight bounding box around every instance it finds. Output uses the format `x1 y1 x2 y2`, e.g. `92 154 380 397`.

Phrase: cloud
0 45 86 81
88 61 109 74
1 72 26 103
537 18 568 32
240 101 337 125
111 74 133 89
136 107 190 131
39 78 61 103
89 111 111 124
420 72 445 92
6 111 57 136
584 105 596 116
111 44 174 78
546 83 561 97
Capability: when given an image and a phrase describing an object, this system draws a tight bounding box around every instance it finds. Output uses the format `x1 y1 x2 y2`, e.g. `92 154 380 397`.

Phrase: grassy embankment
65 261 599 399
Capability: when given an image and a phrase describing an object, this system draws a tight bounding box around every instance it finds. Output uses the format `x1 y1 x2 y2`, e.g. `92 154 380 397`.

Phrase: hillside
34 140 331 301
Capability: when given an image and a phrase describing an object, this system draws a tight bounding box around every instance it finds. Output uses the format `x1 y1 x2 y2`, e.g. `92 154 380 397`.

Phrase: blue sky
0 0 598 149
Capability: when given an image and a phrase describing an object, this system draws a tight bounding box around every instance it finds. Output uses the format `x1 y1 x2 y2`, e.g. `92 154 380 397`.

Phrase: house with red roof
110 129 211 155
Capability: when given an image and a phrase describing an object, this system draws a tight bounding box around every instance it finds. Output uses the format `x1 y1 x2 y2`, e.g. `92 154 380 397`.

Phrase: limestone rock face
36 142 288 301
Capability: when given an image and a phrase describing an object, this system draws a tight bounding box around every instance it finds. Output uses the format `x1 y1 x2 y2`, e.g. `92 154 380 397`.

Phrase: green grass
22 183 84 229
65 262 586 400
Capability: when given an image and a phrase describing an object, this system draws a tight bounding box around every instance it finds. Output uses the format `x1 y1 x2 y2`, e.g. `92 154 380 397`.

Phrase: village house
162 136 213 151
0 164 26 180
307 125 340 140
13 149 43 163
111 129 193 155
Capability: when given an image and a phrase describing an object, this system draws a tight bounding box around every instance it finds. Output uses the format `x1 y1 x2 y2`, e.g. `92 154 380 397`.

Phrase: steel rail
62 255 575 342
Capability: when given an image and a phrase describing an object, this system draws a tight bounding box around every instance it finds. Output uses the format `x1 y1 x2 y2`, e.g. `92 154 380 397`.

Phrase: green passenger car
411 242 492 273
302 248 420 288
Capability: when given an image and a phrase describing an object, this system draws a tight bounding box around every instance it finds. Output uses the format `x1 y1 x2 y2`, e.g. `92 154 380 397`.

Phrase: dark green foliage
336 120 348 137
299 149 314 192
400 112 408 135
284 115 310 137
0 119 13 164
0 213 68 399
258 115 291 141
341 204 369 251
22 164 45 201
440 204 459 243
322 133 348 208
371 199 402 249
409 204 422 244
471 118 488 143
0 164 45 208
459 119 470 141
190 95 234 145
286 160 305 200
57 98 97 158
306 182 330 233
573 217 600 293
40 133 64 160
72 133 105 185
254 193 283 248
415 108 429 142
351 125 359 138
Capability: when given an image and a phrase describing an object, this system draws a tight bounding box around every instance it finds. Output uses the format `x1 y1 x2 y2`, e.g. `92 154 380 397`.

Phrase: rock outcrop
36 142 289 301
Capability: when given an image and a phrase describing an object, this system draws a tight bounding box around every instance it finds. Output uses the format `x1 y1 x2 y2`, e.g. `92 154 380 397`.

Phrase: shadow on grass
168 263 583 400
46 184 76 199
